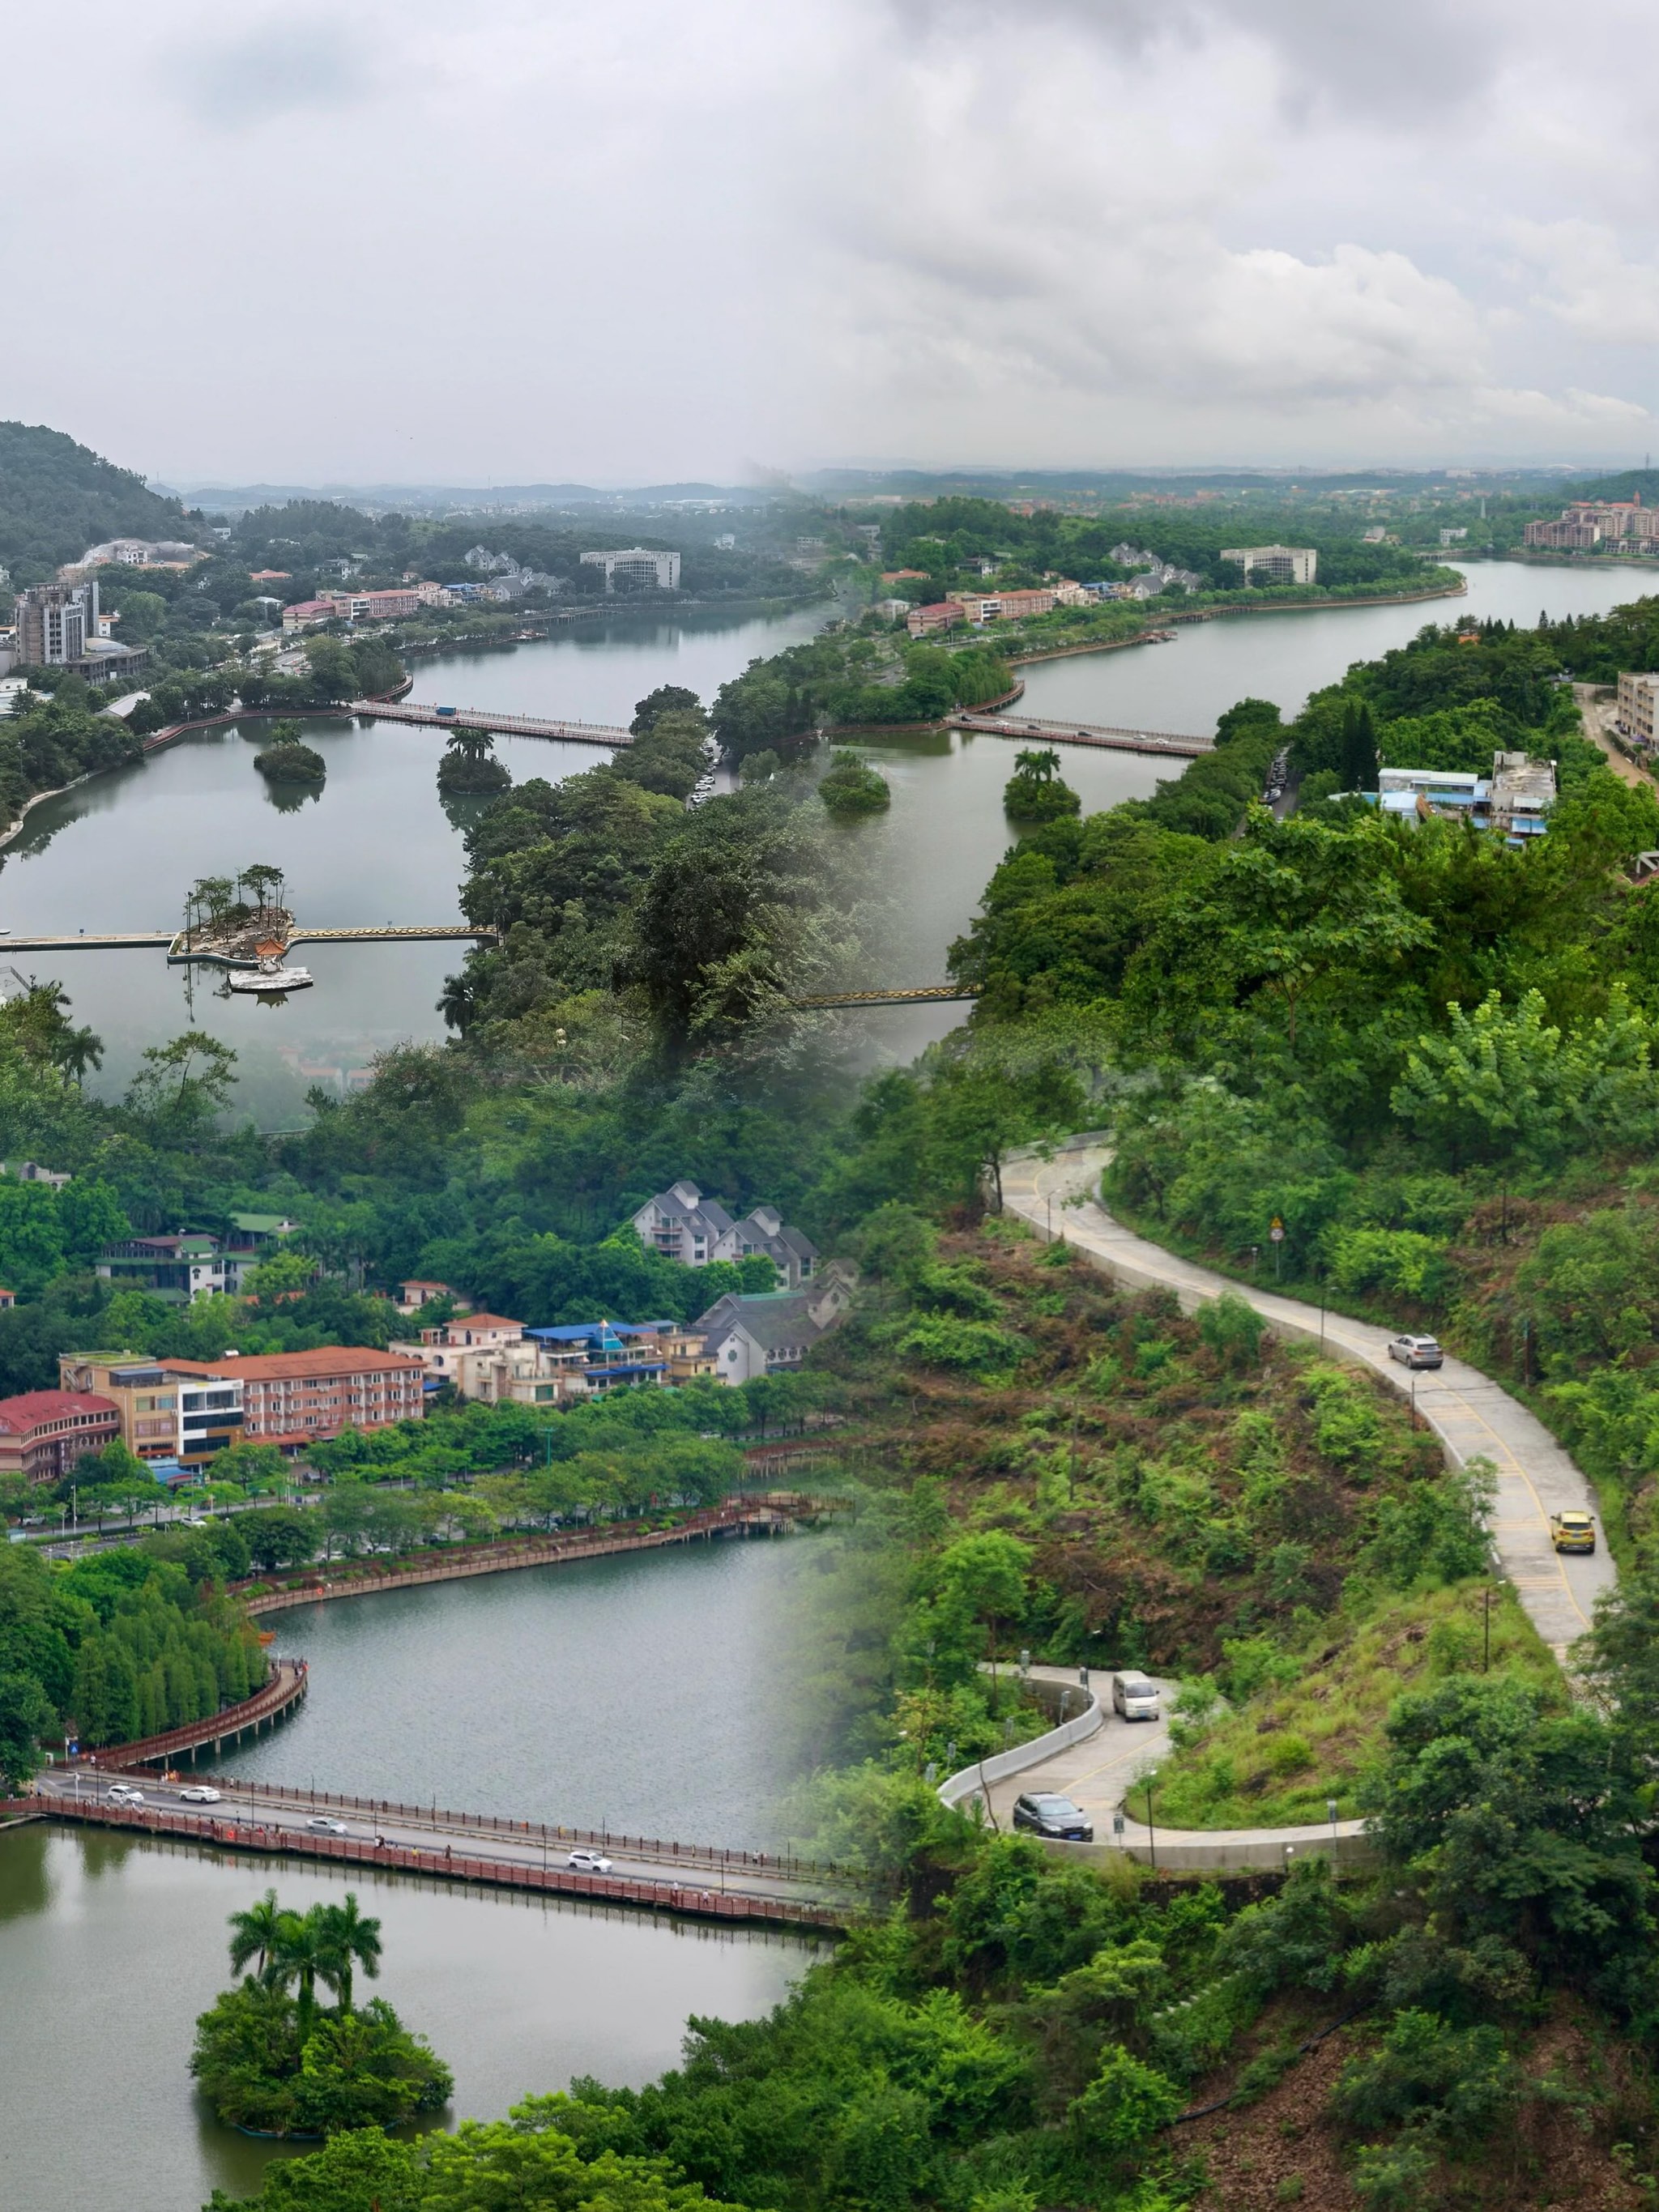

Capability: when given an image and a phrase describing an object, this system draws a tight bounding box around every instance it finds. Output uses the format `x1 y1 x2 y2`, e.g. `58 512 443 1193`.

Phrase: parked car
1111 1672 1161 1721
307 1816 350 1835
566 1848 614 1873
1387 1334 1444 1370
178 1785 222 1804
1550 1511 1597 1554
1011 1792 1094 1842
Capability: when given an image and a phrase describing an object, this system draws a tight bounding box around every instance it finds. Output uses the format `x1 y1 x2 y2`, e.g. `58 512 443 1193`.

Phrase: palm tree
315 1891 382 2014
227 1888 285 1984
267 1904 335 2037
445 725 497 766
1013 747 1061 782
54 1024 103 1089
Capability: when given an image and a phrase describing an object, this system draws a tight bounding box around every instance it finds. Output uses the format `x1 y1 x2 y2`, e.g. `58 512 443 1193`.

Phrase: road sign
1269 1224 1285 1243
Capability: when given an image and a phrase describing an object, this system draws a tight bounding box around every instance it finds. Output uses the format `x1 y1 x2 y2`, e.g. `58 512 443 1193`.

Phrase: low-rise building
395 1278 471 1315
186 1349 425 1451
1617 671 1659 748
96 1217 297 1304
2 1160 71 1189
695 1268 857 1386
60 1353 195 1462
390 1315 592 1407
950 589 1057 624
905 602 965 637
0 1388 121 1483
1220 545 1318 587
1371 752 1555 846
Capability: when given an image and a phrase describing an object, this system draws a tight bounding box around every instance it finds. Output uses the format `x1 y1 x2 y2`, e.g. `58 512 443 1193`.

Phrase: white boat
228 964 313 993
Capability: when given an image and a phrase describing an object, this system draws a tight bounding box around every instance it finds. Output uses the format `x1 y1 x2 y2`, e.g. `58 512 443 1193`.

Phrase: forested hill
0 420 202 583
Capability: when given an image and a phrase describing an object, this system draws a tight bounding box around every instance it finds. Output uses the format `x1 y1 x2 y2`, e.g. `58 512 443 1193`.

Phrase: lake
5 561 1653 1101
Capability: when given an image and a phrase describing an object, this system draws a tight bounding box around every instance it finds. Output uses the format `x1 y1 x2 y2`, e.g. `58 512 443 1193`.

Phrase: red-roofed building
189 1349 426 1450
0 1389 121 1483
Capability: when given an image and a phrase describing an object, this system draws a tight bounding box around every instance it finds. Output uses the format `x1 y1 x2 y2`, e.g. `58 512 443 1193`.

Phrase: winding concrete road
1004 1140 1614 1664
941 1144 1617 1869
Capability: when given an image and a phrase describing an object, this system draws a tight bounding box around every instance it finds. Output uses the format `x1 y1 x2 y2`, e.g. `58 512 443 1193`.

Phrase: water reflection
0 1824 817 2212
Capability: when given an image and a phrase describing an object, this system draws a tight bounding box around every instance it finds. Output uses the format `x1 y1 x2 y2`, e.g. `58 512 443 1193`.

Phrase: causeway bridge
0 923 499 957
16 1496 859 1929
950 709 1213 757
352 698 633 747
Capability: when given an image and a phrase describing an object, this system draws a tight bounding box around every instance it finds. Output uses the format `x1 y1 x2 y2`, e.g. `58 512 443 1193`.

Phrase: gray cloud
1 0 1653 479
167 15 376 126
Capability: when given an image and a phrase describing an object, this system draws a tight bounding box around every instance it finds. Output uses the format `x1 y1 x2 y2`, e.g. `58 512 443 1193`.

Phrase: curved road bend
1002 1142 1614 1668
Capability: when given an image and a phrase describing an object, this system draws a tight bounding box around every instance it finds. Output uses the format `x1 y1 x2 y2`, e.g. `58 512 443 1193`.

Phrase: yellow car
1550 1511 1597 1554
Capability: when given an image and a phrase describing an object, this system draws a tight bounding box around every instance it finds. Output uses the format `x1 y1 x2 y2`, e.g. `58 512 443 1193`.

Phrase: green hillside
0 420 202 583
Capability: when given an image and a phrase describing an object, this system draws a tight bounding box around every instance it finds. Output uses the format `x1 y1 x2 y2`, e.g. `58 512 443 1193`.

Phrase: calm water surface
0 1823 815 2212
229 1537 811 1848
6 564 1654 1102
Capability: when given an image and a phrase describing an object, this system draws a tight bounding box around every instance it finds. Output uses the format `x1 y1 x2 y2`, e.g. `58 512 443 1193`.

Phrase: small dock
352 699 633 747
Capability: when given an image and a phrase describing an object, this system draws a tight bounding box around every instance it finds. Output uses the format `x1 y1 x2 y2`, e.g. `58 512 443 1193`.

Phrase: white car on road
566 1848 613 1874
105 1784 144 1805
178 1785 222 1804
307 1816 350 1835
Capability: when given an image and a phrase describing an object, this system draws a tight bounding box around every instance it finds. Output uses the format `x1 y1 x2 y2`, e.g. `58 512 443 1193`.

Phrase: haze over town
10 0 1659 486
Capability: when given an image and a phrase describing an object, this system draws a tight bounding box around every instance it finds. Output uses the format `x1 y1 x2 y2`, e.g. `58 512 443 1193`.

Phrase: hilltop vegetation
0 420 205 582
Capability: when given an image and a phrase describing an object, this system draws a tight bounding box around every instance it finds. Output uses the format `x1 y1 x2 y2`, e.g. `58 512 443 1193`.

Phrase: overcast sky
9 1 1659 485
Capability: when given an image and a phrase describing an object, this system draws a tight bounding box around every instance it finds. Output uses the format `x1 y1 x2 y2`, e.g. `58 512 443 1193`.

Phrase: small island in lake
193 1888 451 2137
254 719 328 784
1003 744 1081 822
437 727 512 795
818 749 891 816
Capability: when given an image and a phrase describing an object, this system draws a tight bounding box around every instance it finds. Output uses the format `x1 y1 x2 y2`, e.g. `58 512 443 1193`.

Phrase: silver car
1388 1334 1444 1370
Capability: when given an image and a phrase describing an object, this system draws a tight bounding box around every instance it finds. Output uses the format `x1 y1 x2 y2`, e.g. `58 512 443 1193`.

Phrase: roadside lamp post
1327 1797 1339 1857
1141 1771 1158 1873
1483 1582 1492 1673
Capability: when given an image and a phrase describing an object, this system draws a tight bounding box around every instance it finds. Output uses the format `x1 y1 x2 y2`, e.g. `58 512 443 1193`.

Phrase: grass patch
1154 1581 1562 1828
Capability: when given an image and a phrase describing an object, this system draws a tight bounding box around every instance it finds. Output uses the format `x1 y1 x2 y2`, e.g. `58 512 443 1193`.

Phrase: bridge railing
6 1800 851 1929
68 1659 308 1768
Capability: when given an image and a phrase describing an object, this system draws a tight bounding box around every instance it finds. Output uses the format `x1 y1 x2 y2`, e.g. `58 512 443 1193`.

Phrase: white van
1111 1672 1160 1722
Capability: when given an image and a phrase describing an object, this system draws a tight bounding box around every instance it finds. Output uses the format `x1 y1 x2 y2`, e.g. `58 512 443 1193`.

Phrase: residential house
0 1388 121 1483
389 1313 592 1408
1617 671 1659 748
695 1267 857 1386
1 1160 71 1189
632 1183 818 1289
396 1279 471 1315
631 1182 736 1268
711 1204 818 1290
97 1217 298 1304
521 1319 710 1394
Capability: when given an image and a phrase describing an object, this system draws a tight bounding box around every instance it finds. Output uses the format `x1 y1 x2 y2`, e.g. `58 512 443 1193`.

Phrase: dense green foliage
711 636 1013 761
1002 748 1080 825
194 1890 451 2137
255 740 327 784
818 751 892 816
0 420 203 581
0 1539 263 1770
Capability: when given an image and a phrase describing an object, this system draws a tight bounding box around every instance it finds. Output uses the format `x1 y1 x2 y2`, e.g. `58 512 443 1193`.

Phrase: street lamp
1327 1796 1339 1858
1141 1771 1158 1873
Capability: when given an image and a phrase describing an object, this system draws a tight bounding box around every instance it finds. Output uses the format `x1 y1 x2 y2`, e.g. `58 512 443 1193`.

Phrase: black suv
1012 1792 1094 1842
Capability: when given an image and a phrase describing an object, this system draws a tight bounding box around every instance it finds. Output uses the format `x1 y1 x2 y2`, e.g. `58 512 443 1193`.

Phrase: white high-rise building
579 547 681 592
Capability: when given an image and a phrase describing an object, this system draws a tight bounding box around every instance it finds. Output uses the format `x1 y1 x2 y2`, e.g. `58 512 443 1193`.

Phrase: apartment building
905 602 966 637
206 1349 425 1447
579 548 681 592
0 1389 121 1483
389 1313 591 1407
949 589 1057 623
1219 546 1319 586
1617 671 1659 748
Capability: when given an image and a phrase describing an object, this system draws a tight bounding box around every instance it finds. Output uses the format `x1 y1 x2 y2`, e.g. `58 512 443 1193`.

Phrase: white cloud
1510 220 1659 344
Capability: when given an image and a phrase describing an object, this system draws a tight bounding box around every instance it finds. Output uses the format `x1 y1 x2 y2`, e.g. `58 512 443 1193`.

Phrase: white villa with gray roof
632 1180 819 1290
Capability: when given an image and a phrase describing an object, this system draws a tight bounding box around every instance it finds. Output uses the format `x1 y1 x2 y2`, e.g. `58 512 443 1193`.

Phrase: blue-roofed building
522 1319 713 1392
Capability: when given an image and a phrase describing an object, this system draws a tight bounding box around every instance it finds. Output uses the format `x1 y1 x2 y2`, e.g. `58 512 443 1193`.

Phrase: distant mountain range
158 479 785 517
